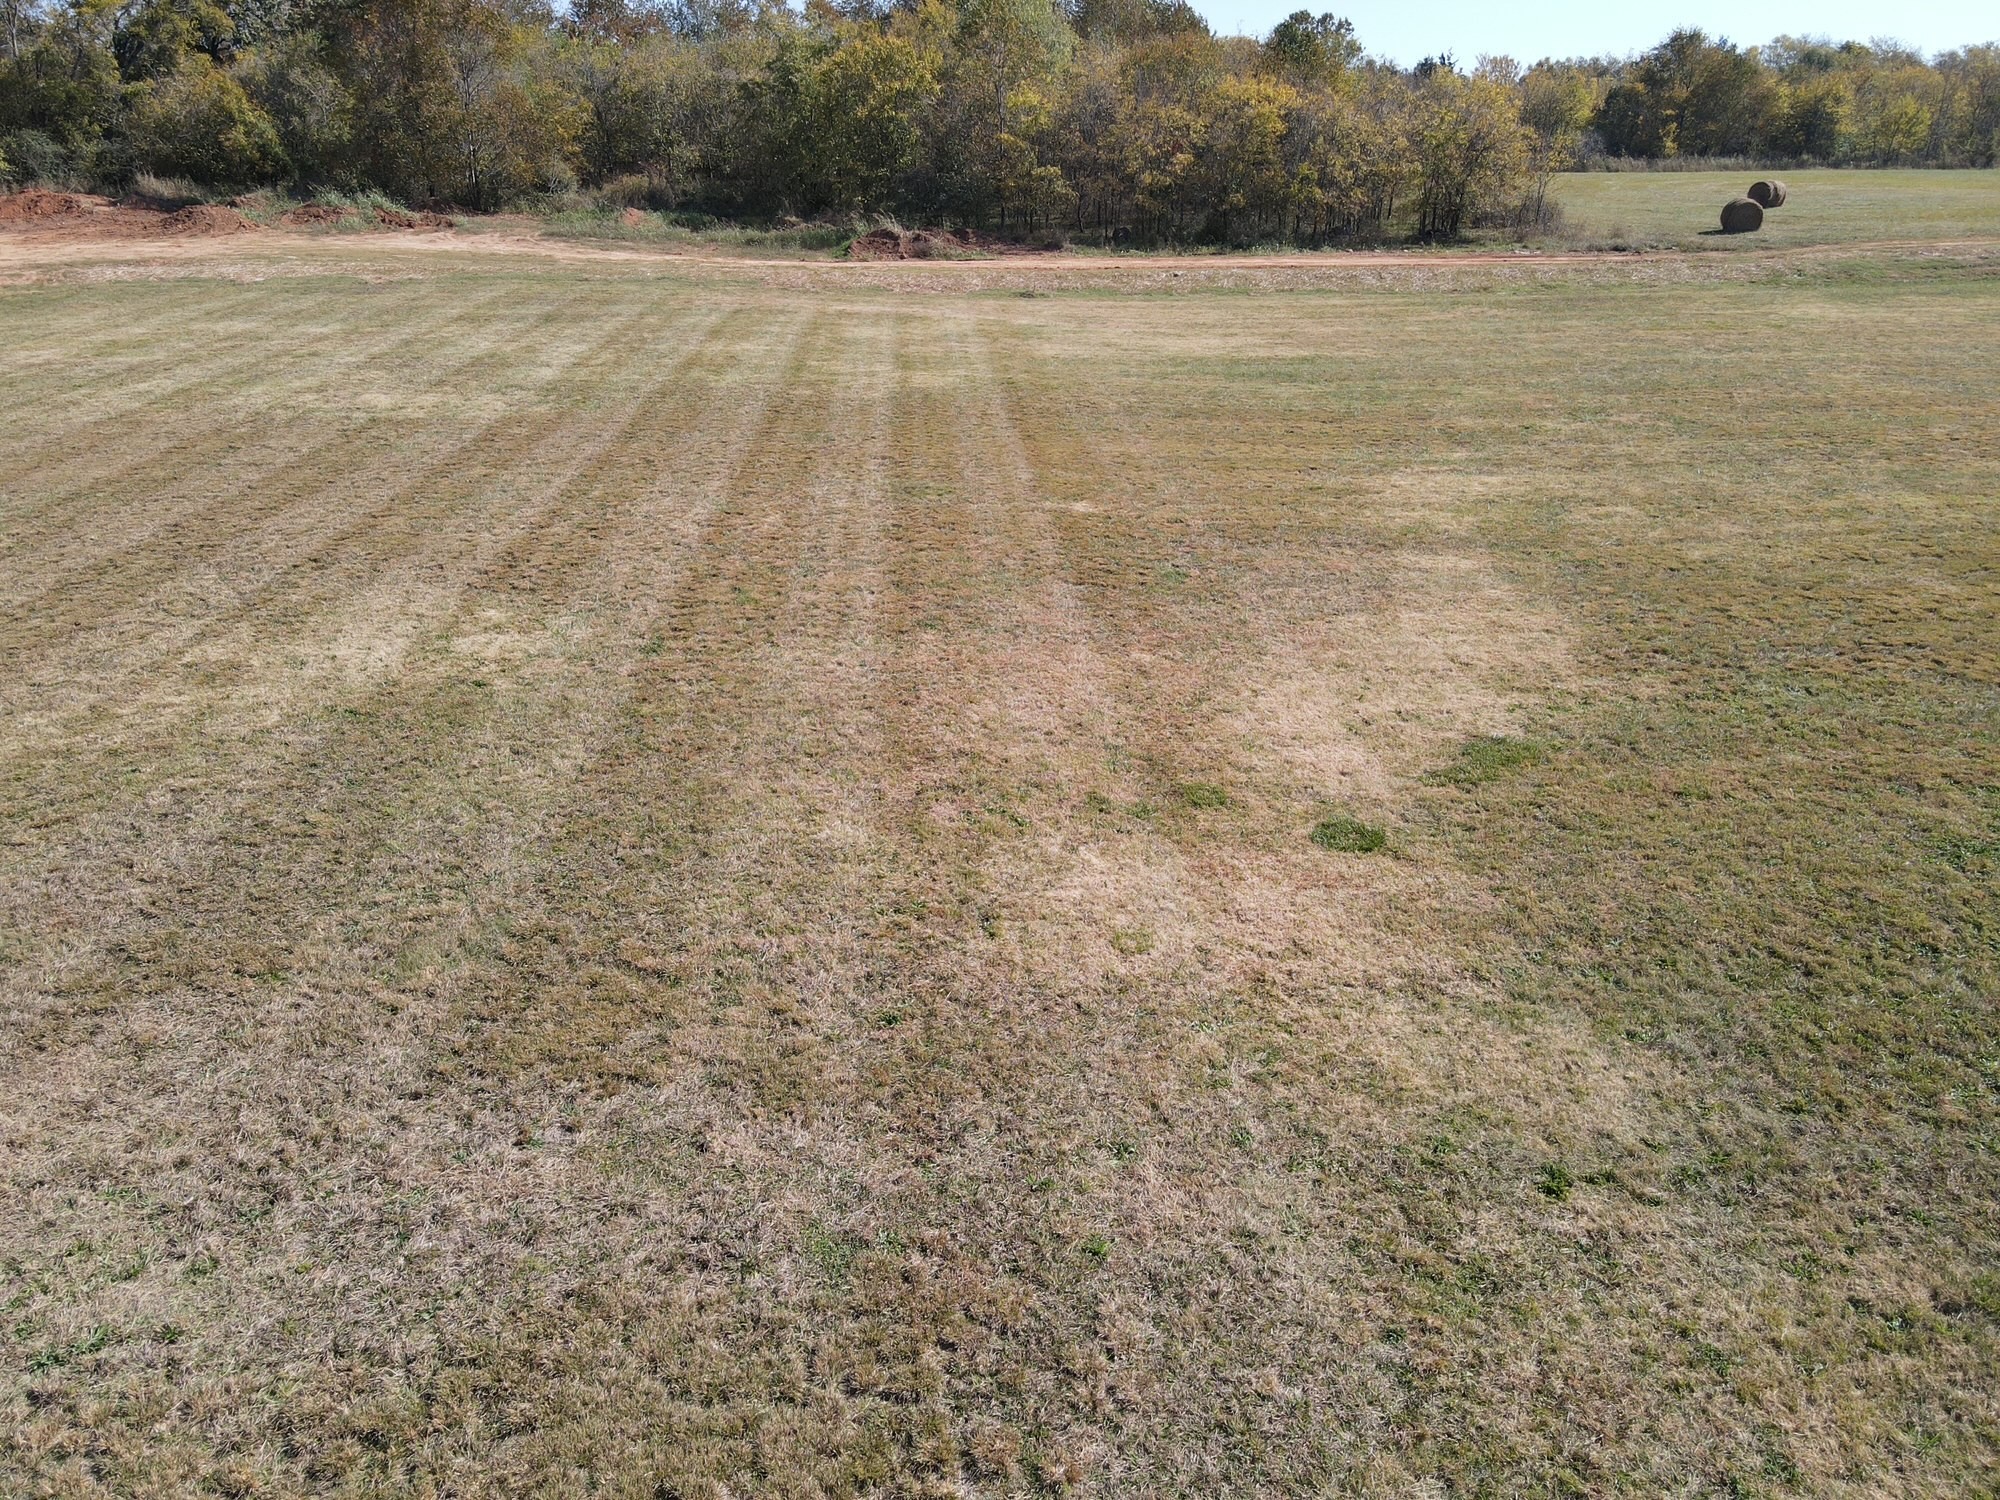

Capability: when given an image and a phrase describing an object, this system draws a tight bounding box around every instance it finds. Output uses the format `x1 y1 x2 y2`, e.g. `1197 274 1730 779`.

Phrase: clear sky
1191 0 1998 63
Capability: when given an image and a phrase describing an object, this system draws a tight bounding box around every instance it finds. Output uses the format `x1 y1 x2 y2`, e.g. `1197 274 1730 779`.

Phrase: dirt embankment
847 225 1063 260
0 189 453 240
0 190 253 238
280 203 348 227
0 189 102 223
374 206 454 230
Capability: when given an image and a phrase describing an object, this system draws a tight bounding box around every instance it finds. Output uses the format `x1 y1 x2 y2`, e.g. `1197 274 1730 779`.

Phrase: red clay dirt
155 205 253 236
281 203 352 227
0 189 101 222
375 207 454 230
0 190 252 239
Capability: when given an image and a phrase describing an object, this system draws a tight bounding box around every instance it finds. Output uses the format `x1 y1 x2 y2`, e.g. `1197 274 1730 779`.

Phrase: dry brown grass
2 223 1997 1498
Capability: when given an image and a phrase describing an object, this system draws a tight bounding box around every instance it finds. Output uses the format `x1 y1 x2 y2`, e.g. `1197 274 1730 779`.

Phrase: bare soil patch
279 203 351 228
0 191 249 241
847 225 1060 260
0 188 102 221
374 206 454 230
154 204 252 236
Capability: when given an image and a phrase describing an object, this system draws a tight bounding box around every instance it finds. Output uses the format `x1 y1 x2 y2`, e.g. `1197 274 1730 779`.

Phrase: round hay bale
1720 197 1764 234
1747 179 1788 209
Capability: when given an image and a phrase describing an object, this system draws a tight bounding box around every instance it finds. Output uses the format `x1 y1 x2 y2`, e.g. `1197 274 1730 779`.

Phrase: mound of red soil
375 207 453 230
154 204 253 236
847 226 973 261
0 189 102 222
281 203 351 227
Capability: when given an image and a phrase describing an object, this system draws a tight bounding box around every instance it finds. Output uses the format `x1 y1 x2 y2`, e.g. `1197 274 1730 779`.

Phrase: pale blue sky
1193 0 1997 62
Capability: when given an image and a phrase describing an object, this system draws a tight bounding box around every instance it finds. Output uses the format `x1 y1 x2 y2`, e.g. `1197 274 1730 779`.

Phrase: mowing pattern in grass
1 235 1997 1497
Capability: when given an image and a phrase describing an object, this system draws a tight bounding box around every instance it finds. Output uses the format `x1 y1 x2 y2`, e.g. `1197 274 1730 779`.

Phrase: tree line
1 0 1995 242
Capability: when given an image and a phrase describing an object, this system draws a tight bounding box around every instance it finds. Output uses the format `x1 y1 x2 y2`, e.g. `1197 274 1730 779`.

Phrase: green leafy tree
238 30 354 182
945 0 1069 222
0 0 122 152
1518 60 1589 222
810 28 934 210
128 52 283 180
1262 10 1355 90
322 0 583 206
1853 65 1938 161
569 34 726 203
113 0 235 81
1407 61 1525 238
1769 70 1849 159
1596 29 1774 158
1195 73 1293 240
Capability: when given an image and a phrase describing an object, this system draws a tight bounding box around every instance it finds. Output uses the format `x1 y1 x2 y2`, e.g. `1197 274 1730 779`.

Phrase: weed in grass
802 1222 857 1286
1424 733 1541 787
1936 835 1997 873
1312 814 1386 853
1178 780 1228 808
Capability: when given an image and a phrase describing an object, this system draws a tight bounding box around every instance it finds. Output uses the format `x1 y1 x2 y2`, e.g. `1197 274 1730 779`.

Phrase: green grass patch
1423 734 1541 787
1312 815 1386 853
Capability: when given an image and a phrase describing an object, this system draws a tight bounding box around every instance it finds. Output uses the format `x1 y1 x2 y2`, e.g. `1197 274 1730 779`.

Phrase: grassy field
1553 167 2000 250
1 187 1997 1497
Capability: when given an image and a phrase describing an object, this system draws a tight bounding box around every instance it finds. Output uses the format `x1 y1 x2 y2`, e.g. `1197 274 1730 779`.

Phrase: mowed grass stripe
0 283 619 699
460 299 791 609
411 311 939 1484
0 278 302 431
0 277 541 536
0 296 790 874
0 278 457 489
166 291 736 695
0 297 809 1063
0 306 784 1080
0 280 533 583
0 288 736 852
451 307 865 1084
0 296 828 1272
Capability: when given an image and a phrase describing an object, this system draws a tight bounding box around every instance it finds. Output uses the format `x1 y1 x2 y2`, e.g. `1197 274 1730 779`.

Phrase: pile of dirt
0 189 101 222
847 226 973 261
154 204 253 236
375 207 453 230
281 203 351 227
846 224 1065 260
952 226 1066 256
